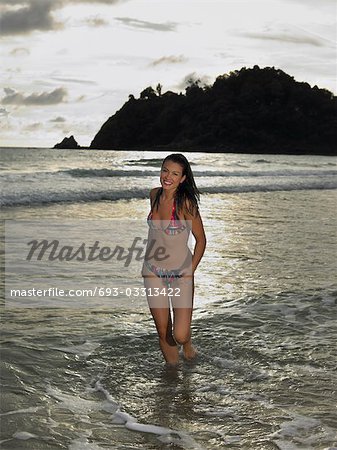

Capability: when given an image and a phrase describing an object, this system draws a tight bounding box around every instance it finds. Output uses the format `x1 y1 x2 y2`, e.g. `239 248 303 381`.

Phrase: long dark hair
153 153 201 216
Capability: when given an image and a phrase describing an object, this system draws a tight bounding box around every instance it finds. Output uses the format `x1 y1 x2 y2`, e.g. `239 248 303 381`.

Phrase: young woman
143 154 206 366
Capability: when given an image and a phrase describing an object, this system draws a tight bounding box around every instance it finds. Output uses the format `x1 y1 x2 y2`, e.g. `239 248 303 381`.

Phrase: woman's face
160 160 186 192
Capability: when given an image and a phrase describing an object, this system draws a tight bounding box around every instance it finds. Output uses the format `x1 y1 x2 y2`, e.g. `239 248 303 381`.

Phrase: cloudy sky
0 0 336 147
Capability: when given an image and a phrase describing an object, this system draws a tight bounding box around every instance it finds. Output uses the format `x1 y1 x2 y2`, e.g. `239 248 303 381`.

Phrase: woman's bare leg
149 307 179 365
172 276 197 360
144 275 179 365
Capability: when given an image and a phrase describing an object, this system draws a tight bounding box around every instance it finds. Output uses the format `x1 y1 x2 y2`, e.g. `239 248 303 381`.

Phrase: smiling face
160 159 186 193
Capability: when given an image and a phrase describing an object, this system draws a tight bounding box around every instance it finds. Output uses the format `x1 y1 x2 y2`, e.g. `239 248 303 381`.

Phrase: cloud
85 16 109 27
177 72 212 90
10 47 30 56
0 0 62 36
49 116 70 132
51 76 96 85
0 0 31 3
0 120 14 132
0 107 10 116
150 55 188 67
24 122 42 131
1 87 68 105
6 67 22 74
241 30 325 47
0 0 126 36
0 0 124 5
116 17 177 32
49 116 66 123
69 0 125 3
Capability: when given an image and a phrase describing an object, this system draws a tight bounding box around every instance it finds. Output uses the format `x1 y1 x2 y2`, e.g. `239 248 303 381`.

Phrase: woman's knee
156 326 175 343
173 330 191 345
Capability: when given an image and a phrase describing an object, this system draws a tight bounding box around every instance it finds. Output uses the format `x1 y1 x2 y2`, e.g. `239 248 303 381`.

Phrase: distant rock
54 135 80 149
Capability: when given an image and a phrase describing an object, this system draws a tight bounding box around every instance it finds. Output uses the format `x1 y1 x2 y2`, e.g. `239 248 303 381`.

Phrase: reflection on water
199 190 337 304
1 188 336 449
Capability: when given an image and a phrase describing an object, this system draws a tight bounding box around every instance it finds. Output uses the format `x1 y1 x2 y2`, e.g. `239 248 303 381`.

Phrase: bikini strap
171 198 179 222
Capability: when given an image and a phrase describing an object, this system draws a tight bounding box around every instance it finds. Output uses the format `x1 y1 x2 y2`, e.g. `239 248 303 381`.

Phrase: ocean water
0 147 337 449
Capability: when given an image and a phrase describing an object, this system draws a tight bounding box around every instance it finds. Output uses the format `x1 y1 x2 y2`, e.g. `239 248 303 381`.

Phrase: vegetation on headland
61 66 337 155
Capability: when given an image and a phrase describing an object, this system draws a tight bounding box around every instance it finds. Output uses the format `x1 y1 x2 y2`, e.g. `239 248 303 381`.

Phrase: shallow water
1 289 336 449
1 150 337 449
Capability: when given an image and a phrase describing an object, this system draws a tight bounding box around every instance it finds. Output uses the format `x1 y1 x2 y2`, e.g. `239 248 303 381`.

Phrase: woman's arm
184 203 207 274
